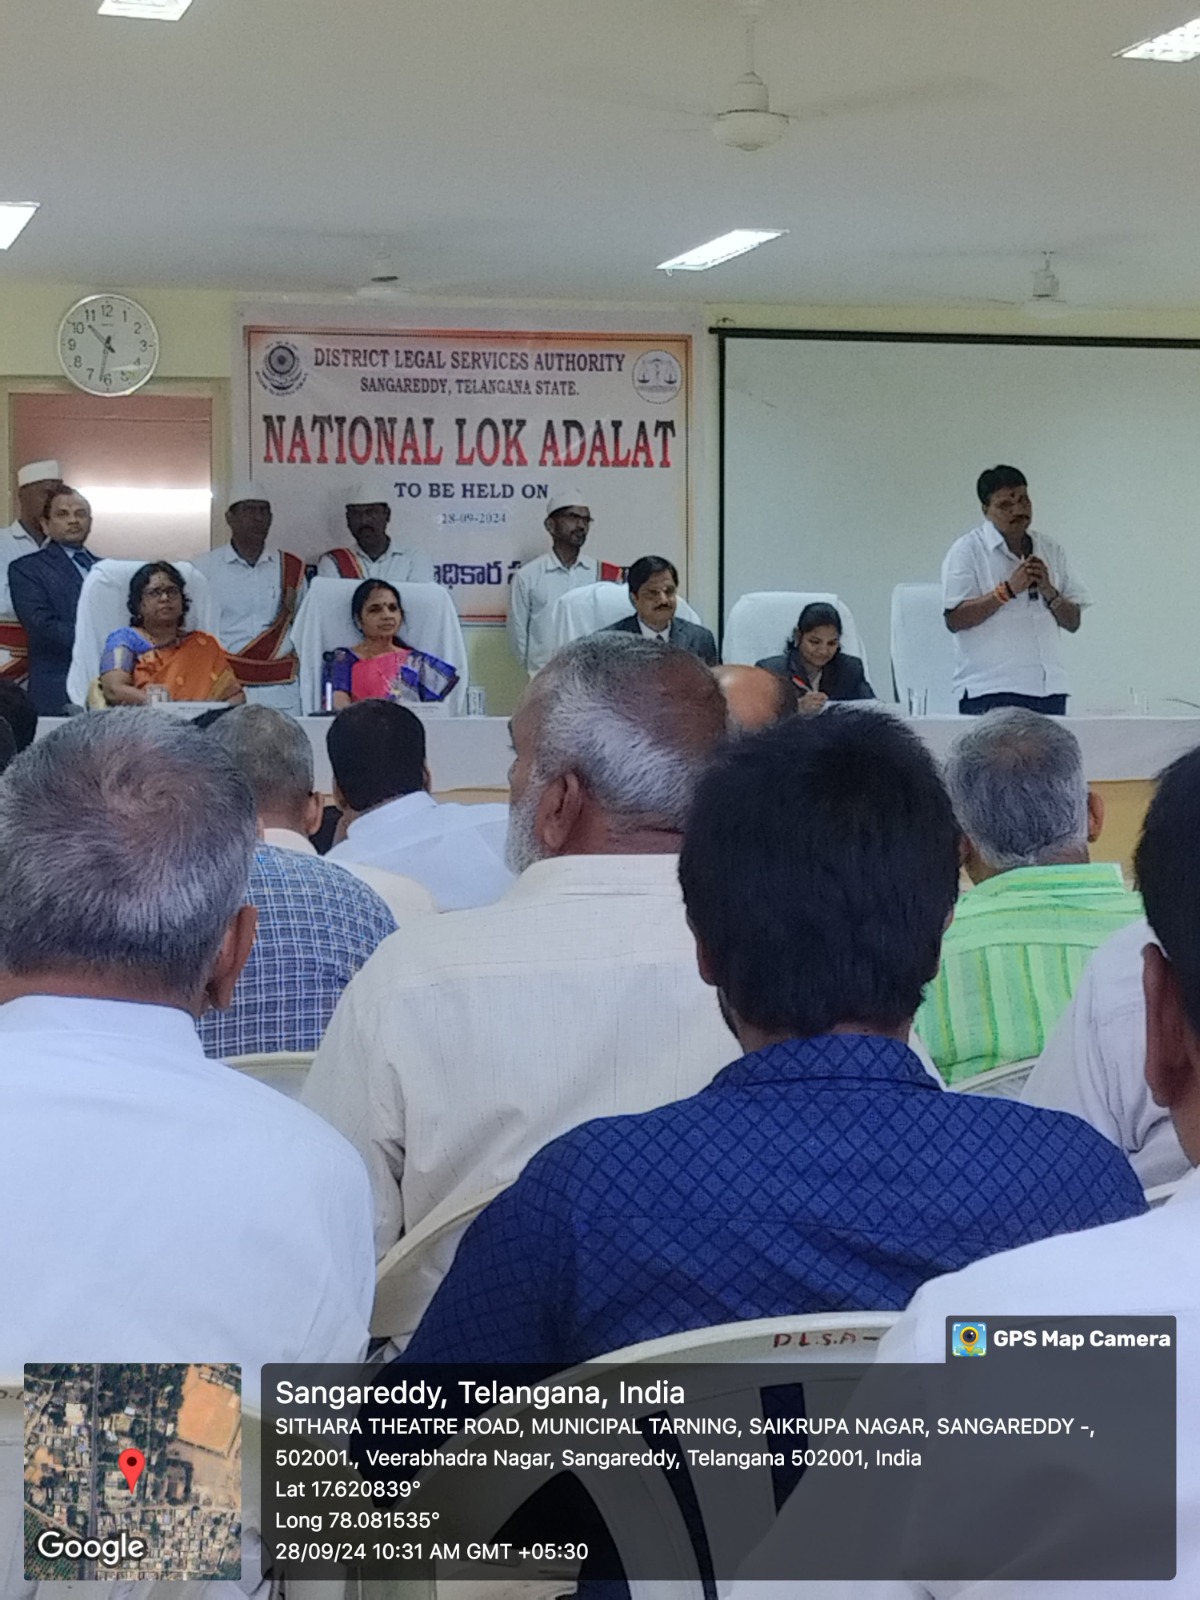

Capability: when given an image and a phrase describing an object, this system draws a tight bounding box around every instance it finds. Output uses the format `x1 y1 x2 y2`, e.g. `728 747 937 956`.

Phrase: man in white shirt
0 458 60 685
0 710 374 1596
1023 917 1188 1189
749 741 1200 1599
325 698 510 910
942 464 1089 714
191 483 306 713
206 701 435 918
506 487 598 674
301 633 736 1293
317 477 435 584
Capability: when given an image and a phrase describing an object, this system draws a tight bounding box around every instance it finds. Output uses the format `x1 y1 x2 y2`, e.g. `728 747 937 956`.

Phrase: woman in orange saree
100 561 244 706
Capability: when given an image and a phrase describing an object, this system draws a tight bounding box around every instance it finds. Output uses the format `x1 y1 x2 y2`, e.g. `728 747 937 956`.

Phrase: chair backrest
723 591 868 680
954 1057 1036 1098
890 581 957 714
548 581 702 656
67 558 217 707
416 1312 898 1592
227 1050 314 1100
372 1182 511 1345
291 577 468 715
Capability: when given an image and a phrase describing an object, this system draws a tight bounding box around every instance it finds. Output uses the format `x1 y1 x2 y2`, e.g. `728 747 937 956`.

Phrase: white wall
723 334 1200 711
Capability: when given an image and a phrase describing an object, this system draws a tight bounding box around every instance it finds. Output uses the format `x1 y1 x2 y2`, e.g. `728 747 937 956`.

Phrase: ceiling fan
709 0 792 152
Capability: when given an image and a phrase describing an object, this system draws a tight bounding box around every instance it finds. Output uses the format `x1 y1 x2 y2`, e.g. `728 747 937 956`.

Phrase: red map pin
118 1449 145 1494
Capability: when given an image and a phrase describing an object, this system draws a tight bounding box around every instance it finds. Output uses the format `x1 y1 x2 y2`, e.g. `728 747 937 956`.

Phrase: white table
909 714 1200 781
39 710 513 794
35 711 1200 795
302 711 511 793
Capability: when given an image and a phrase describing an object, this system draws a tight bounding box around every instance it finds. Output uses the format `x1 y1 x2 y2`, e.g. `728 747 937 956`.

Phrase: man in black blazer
604 555 718 665
9 486 97 714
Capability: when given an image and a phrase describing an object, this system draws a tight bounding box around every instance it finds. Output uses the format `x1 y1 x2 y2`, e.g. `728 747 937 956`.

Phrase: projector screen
721 333 1200 712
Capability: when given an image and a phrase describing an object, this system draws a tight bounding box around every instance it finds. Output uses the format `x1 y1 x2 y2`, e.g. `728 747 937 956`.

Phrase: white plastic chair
412 1311 897 1598
954 1057 1037 1098
891 581 958 714
291 577 468 716
67 558 217 707
372 1181 510 1346
548 580 702 655
723 591 869 681
227 1050 314 1100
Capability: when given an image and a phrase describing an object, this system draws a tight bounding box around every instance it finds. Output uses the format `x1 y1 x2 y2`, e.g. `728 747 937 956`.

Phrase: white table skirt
39 710 513 794
909 714 1200 782
35 711 1199 794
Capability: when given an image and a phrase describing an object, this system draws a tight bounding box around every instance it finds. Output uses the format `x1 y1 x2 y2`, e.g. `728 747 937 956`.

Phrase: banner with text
243 327 691 622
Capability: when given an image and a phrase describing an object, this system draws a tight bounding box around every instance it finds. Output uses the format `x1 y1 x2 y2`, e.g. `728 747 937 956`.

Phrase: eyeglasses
143 584 181 599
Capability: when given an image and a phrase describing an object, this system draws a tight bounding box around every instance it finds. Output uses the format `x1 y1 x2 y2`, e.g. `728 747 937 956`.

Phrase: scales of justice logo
632 350 683 404
257 340 308 396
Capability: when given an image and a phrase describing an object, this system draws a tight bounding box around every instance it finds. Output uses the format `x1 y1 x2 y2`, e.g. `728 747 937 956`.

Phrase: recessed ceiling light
98 0 195 19
656 229 787 273
0 203 39 250
1116 16 1200 61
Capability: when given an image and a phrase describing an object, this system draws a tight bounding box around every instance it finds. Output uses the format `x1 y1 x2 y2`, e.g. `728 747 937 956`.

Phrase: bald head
713 664 796 731
506 633 728 871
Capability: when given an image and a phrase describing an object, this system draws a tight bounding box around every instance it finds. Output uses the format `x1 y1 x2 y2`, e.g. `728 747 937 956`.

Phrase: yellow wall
6 282 1200 712
0 282 235 380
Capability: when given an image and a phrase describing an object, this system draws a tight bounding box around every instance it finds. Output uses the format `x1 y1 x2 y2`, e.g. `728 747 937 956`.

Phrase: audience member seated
0 679 35 780
206 704 436 919
0 679 36 753
713 662 797 730
0 710 375 1381
604 555 718 663
328 578 458 708
197 716 399 1059
302 633 738 1291
9 486 98 714
100 560 245 706
854 743 1200 1600
1023 919 1189 1189
326 700 511 910
397 708 1143 1369
756 599 874 709
915 708 1143 1084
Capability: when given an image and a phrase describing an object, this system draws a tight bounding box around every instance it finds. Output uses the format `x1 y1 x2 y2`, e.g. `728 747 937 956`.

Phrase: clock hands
88 324 116 382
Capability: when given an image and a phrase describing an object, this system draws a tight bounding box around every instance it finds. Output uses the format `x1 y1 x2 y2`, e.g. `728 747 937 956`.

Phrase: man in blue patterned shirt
401 708 1145 1369
197 841 396 1059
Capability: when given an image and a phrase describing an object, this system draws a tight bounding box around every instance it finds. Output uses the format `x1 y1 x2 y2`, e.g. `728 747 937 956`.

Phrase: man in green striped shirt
915 709 1143 1085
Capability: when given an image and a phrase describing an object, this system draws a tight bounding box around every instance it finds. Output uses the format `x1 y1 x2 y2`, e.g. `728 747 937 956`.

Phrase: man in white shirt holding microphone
942 464 1089 715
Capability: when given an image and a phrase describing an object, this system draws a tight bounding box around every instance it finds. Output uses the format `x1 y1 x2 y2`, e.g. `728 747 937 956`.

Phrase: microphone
1020 533 1038 601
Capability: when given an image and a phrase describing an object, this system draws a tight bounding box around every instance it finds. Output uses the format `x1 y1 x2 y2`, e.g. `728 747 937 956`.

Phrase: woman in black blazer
756 601 874 708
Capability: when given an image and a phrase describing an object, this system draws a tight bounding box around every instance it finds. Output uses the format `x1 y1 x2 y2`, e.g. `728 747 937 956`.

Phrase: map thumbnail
24 1363 241 1581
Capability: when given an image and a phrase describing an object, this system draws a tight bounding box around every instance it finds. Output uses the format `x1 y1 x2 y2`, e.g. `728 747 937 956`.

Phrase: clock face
57 295 160 396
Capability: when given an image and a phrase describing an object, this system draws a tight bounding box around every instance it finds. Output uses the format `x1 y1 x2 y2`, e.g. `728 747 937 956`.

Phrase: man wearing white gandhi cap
507 487 598 674
191 478 307 713
0 459 62 683
317 476 435 585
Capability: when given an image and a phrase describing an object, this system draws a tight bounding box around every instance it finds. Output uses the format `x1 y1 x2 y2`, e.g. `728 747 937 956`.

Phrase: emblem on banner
632 350 683 404
257 340 308 396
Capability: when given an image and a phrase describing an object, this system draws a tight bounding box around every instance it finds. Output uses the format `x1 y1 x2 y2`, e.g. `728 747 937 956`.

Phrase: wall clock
57 293 160 396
